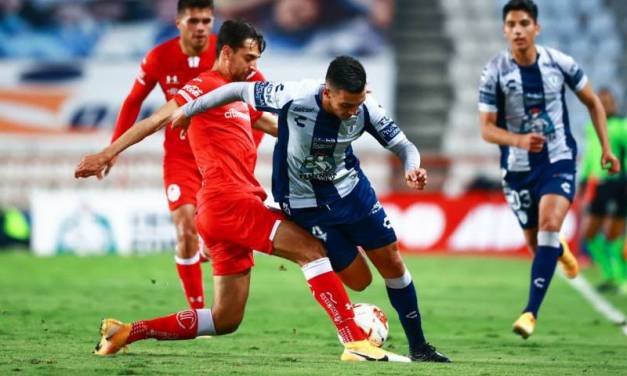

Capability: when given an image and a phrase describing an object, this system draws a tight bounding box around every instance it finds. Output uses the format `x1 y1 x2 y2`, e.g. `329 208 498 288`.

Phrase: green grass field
0 252 625 375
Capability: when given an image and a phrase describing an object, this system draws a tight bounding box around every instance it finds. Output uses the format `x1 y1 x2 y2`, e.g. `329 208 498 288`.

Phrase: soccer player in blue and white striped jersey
172 56 450 362
479 0 621 339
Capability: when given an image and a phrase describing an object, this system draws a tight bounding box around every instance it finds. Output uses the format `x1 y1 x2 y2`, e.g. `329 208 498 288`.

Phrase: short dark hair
216 20 266 56
177 0 214 13
325 56 366 93
502 0 538 22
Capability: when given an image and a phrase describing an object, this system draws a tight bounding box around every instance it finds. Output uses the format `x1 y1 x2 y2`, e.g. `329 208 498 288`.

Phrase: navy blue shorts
283 180 397 271
502 160 576 229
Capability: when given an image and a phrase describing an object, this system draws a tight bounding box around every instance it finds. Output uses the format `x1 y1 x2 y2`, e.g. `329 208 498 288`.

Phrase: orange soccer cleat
94 319 131 356
558 237 579 279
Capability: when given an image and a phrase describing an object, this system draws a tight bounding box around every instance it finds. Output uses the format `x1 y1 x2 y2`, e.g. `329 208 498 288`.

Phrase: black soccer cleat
409 343 451 363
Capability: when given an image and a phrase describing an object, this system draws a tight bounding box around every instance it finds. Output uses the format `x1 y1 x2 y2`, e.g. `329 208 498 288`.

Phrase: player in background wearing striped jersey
578 89 626 293
479 0 621 339
170 56 450 362
76 20 409 363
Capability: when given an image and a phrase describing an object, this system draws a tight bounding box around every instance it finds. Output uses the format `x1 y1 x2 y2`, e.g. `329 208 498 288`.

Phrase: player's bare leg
94 272 251 355
336 251 372 292
272 221 409 362
365 242 449 362
210 272 251 334
171 204 205 308
515 194 573 339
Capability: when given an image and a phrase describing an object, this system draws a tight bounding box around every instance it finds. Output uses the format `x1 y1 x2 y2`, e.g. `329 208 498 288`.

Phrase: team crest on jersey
166 75 179 85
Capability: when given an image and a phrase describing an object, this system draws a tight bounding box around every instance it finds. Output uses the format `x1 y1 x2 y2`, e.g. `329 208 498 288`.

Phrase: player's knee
538 218 562 232
299 238 326 264
176 224 199 258
343 273 372 292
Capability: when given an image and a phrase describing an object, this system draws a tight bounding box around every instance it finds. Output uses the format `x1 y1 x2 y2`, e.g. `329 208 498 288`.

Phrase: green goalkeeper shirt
580 115 627 182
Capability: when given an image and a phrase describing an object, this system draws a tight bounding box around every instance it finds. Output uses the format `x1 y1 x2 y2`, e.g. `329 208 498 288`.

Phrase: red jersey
111 36 217 160
174 70 267 199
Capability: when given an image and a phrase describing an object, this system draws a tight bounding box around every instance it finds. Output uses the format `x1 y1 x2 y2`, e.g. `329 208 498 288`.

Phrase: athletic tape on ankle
175 253 200 265
196 309 216 336
537 231 560 248
385 268 412 289
301 257 333 280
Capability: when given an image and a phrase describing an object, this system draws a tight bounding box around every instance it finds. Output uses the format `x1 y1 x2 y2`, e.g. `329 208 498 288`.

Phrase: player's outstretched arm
253 112 278 137
74 100 179 179
480 111 545 152
576 83 621 174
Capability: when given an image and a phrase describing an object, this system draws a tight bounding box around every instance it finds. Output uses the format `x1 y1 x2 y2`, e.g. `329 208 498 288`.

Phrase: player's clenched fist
74 152 113 179
405 168 427 190
516 132 545 153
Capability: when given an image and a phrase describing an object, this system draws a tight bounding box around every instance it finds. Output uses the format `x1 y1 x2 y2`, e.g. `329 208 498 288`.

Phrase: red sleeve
110 51 159 142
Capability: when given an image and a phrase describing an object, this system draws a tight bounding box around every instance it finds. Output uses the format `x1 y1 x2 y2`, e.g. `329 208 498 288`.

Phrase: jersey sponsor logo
299 155 336 181
292 105 315 113
182 84 203 98
224 108 249 120
522 110 556 138
370 201 382 215
254 81 274 108
379 123 401 142
167 184 181 202
166 75 179 85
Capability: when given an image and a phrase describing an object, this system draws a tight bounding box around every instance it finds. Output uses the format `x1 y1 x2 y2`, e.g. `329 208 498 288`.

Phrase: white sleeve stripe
478 103 498 113
575 75 588 92
385 133 407 149
137 77 146 85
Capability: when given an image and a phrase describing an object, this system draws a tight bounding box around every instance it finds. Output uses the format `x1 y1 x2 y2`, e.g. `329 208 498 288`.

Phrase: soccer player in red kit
108 0 266 309
75 20 409 362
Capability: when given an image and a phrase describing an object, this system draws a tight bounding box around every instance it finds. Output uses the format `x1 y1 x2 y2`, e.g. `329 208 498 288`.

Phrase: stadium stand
393 0 452 153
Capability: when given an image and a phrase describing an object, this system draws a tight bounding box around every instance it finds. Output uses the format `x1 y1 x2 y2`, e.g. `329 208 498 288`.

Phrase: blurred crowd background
0 0 393 59
0 0 624 260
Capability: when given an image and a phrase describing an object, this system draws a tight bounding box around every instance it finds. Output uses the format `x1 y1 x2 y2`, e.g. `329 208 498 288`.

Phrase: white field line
559 270 627 336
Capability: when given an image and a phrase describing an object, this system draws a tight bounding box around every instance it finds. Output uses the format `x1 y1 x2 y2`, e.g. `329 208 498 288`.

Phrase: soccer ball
352 303 389 347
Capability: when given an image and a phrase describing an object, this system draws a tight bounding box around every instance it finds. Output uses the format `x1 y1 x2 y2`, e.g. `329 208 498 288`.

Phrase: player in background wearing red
75 20 408 362
108 0 267 309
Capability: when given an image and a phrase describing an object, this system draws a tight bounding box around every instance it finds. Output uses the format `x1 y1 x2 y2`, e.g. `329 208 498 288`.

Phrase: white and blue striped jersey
478 46 588 172
251 79 408 208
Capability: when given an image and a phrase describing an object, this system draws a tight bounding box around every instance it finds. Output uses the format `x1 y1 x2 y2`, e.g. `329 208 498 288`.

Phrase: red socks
175 254 204 309
127 310 198 344
302 258 366 343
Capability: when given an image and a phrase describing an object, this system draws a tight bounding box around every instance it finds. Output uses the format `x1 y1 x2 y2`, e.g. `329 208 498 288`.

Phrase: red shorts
195 192 284 276
163 156 202 211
